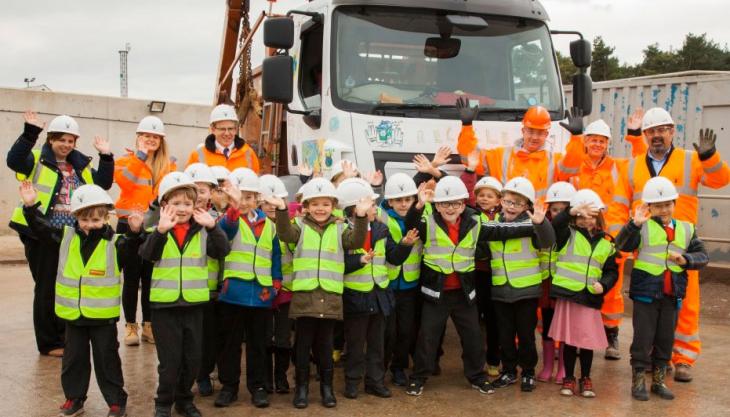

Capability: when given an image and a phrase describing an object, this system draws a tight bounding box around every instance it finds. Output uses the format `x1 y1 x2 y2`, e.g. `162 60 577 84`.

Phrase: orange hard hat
522 106 551 130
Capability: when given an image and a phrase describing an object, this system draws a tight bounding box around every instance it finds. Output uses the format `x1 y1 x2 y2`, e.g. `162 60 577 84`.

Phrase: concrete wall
0 87 213 234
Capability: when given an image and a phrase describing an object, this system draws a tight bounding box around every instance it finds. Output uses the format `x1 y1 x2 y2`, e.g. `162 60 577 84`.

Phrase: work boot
537 341 555 382
365 384 392 398
274 348 291 394
293 369 309 409
344 380 358 399
631 368 649 401
124 323 139 346
673 363 693 382
604 326 621 360
320 368 337 408
651 367 675 400
141 322 155 344
554 343 566 384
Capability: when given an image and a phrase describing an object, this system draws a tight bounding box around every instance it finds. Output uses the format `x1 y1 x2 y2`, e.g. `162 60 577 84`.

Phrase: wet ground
1 257 730 416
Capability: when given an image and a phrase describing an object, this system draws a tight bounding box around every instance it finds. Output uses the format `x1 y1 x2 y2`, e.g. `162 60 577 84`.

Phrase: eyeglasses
435 201 464 209
214 126 237 133
501 199 526 209
644 126 673 136
523 127 549 137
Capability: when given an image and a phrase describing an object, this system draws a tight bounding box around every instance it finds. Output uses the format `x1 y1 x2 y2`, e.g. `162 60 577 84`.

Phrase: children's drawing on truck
365 120 404 148
301 139 327 175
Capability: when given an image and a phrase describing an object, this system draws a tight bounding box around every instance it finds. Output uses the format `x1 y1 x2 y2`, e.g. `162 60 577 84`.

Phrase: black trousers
151 306 204 407
385 287 419 372
474 273 501 366
266 302 293 349
62 323 127 406
541 307 555 340
294 317 336 374
117 221 152 323
494 298 539 375
344 312 386 386
217 302 271 394
412 290 486 384
21 234 65 353
630 297 678 369
197 300 225 382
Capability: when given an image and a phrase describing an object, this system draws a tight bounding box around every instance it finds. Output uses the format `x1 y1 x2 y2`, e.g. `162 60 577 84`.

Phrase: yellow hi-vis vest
489 235 542 288
378 209 421 282
422 214 480 275
553 230 615 294
11 150 94 228
55 227 121 320
150 229 210 303
224 218 274 286
345 234 389 292
634 220 693 276
292 222 345 294
280 239 295 290
207 257 220 291
538 247 558 280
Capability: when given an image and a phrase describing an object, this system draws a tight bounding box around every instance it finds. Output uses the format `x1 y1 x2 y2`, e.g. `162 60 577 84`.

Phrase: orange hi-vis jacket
185 134 260 173
114 151 177 217
457 125 582 201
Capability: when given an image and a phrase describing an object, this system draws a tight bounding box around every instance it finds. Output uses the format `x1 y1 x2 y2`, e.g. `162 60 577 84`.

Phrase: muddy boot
651 367 675 400
632 368 649 401
604 326 621 360
673 363 693 382
537 341 555 382
264 346 274 394
274 348 291 394
293 369 309 409
320 368 337 408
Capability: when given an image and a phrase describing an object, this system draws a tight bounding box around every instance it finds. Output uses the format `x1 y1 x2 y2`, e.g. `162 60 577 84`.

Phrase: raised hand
263 194 287 210
19 180 37 206
693 128 717 155
93 136 112 155
355 197 374 217
559 106 584 135
401 228 420 246
363 170 384 187
413 154 433 174
455 96 479 125
527 203 547 224
570 202 599 218
360 249 375 265
126 210 144 233
157 205 177 233
632 203 651 227
416 182 434 209
193 207 216 229
221 179 242 207
341 160 358 179
23 110 45 129
627 108 645 131
467 150 480 172
431 146 452 169
592 282 604 294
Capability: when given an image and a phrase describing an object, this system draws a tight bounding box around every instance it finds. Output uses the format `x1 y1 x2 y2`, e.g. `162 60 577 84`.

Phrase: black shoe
471 380 495 394
405 379 424 396
214 390 238 407
391 368 407 387
521 374 536 392
153 405 171 417
365 384 392 398
344 381 359 399
173 403 202 417
252 387 270 408
651 367 675 400
59 398 84 416
293 369 309 409
196 377 213 397
492 372 517 388
275 375 290 394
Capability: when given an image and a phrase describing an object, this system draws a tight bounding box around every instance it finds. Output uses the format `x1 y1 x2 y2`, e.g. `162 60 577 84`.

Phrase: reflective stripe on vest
422 214 480 274
11 150 94 228
379 209 422 282
280 240 295 290
151 229 209 303
292 222 345 294
628 150 697 202
345 236 389 292
553 230 615 294
489 237 542 288
499 146 554 200
224 218 274 286
208 257 220 291
55 227 121 320
634 220 693 275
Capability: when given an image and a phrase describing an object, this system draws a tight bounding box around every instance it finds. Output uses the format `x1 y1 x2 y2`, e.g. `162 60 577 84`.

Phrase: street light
24 77 36 88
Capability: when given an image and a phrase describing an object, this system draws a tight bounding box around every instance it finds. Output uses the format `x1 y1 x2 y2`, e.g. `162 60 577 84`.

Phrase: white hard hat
503 176 536 204
229 167 259 193
474 176 503 194
301 178 338 203
209 104 238 125
328 159 357 181
545 181 577 203
136 116 166 137
47 115 80 137
259 174 289 199
642 108 674 131
384 172 418 199
584 119 611 139
337 178 378 209
433 176 469 203
70 184 114 214
642 176 679 203
184 163 217 186
570 189 605 211
158 172 197 201
210 165 231 182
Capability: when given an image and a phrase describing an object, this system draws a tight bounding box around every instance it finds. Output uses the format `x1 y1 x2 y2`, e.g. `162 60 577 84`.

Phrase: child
20 182 136 417
139 171 231 417
537 181 576 384
380 173 423 386
210 165 231 213
488 177 556 393
213 168 282 409
615 176 708 401
548 189 618 398
265 177 370 409
404 176 549 396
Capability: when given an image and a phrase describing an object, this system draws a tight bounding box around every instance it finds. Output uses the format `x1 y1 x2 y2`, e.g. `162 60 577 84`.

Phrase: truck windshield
332 6 563 119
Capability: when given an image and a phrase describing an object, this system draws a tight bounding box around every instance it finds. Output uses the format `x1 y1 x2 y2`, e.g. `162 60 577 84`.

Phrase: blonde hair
75 205 110 219
138 134 172 186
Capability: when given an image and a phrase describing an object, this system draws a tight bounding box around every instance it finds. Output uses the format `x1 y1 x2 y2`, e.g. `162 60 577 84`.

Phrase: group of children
13 114 709 416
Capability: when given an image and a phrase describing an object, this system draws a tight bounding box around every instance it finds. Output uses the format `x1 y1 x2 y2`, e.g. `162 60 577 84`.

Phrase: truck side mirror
570 39 591 68
572 73 592 116
262 55 294 104
264 17 294 49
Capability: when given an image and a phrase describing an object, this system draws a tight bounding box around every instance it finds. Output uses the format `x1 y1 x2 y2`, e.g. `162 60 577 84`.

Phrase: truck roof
326 0 549 21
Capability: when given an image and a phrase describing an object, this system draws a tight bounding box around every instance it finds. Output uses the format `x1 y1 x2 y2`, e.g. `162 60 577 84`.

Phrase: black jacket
548 209 619 310
405 204 542 305
7 123 115 237
139 221 231 308
615 217 708 300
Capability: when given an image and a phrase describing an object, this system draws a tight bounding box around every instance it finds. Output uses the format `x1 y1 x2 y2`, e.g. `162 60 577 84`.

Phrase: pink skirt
548 299 608 350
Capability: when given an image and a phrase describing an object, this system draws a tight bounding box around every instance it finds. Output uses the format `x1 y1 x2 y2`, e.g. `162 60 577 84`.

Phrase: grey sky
1 0 728 105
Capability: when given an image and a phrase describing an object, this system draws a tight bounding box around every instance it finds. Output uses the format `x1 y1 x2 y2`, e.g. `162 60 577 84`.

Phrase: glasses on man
501 199 526 209
644 126 673 136
214 126 237 133
435 201 464 209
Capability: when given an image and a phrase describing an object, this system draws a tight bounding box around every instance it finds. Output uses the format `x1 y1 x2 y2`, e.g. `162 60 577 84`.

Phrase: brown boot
651 367 675 399
141 322 155 344
124 323 140 346
673 363 692 382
